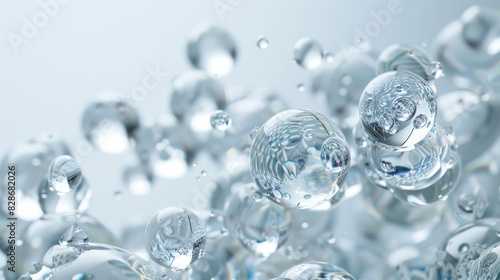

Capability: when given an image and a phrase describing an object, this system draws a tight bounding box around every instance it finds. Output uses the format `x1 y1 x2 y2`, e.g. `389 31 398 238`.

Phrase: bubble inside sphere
359 71 437 147
250 109 350 209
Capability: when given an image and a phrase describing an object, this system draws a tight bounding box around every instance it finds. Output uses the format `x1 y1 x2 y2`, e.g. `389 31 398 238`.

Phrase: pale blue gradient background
0 0 499 236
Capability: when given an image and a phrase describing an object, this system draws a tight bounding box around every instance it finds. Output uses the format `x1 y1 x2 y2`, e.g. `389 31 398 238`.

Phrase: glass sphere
145 207 206 271
38 155 91 215
433 218 500 279
250 109 350 209
469 241 500 280
377 44 444 82
358 71 437 147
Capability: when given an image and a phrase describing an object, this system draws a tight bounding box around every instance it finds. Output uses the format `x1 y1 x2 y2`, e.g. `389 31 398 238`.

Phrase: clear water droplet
145 207 206 271
210 110 232 131
196 176 201 181
392 97 416 121
47 155 82 194
303 129 316 140
408 49 414 55
201 170 208 176
294 37 324 70
320 137 350 173
429 61 444 79
378 113 395 132
413 114 428 129
256 37 269 49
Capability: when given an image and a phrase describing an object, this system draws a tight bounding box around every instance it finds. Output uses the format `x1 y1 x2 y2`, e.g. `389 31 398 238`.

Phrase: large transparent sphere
469 241 500 280
433 218 500 279
250 109 350 209
358 71 437 147
145 207 206 271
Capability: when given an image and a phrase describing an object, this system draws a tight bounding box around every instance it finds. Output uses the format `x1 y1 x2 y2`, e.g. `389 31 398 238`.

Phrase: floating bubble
38 155 91 215
358 71 437 147
46 155 82 194
187 24 237 77
320 137 350 173
377 44 444 82
210 110 232 131
250 109 349 209
82 91 139 154
293 38 323 70
145 207 206 271
275 261 355 280
224 183 291 257
257 37 269 49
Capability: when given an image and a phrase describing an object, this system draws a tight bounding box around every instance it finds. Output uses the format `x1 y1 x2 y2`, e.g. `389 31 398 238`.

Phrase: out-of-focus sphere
377 44 444 82
145 207 206 271
82 91 139 154
469 241 500 280
437 90 500 164
433 218 500 279
293 37 324 70
210 110 232 131
434 6 500 86
276 261 355 280
0 133 72 221
250 109 349 209
187 24 237 77
358 71 437 147
311 50 376 128
223 183 292 257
